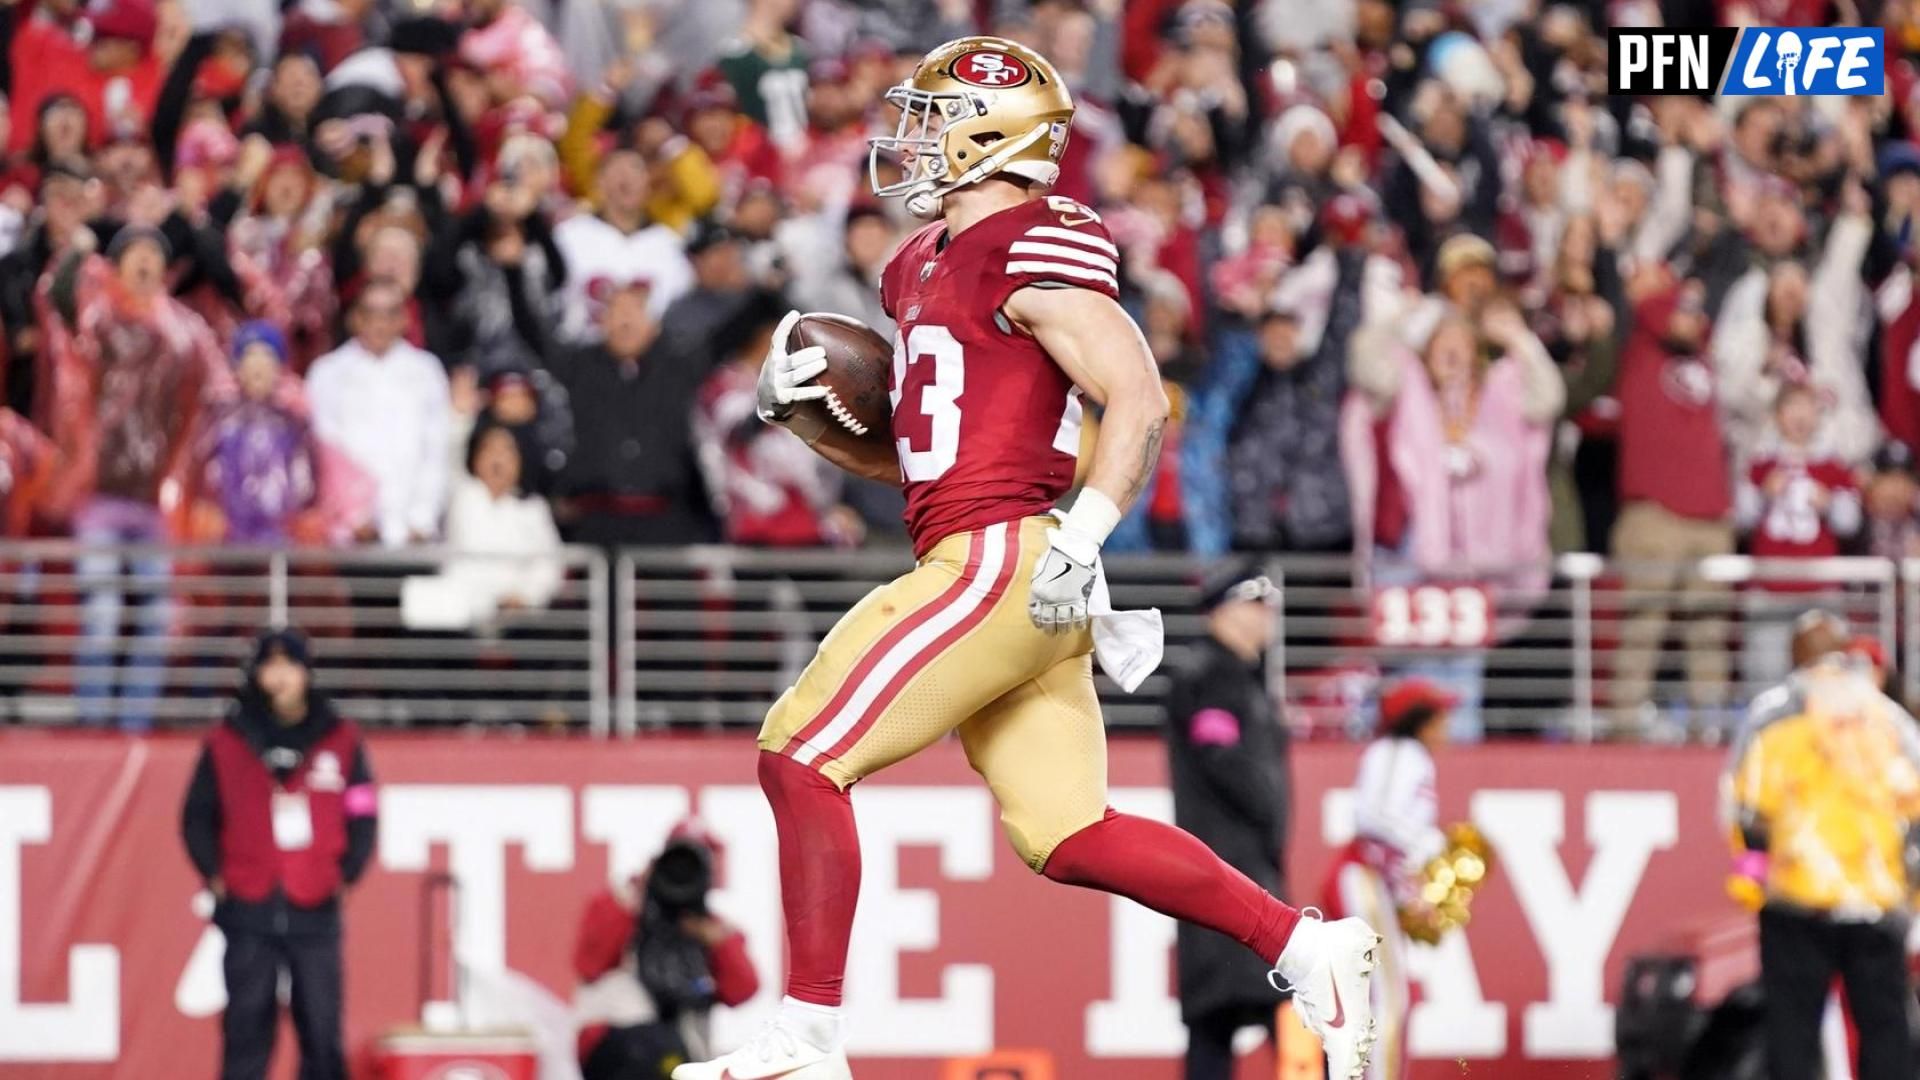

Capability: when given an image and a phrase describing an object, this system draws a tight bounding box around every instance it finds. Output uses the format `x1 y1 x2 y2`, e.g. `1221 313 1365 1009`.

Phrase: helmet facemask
869 84 965 217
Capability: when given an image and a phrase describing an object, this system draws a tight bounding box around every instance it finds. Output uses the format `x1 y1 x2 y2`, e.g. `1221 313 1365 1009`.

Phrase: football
783 312 894 447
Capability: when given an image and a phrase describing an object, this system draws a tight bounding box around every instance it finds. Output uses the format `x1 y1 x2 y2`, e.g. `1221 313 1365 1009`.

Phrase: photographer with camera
573 821 760 1080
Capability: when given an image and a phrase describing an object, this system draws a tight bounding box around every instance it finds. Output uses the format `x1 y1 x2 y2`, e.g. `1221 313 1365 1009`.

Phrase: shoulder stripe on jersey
1006 260 1119 289
1024 225 1119 257
1008 241 1116 272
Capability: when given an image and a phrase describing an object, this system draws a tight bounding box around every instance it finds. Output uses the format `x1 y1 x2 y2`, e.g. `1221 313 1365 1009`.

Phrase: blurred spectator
46 227 221 730
0 407 55 536
844 0 976 58
552 144 696 341
1219 305 1339 552
1265 104 1342 230
243 49 324 146
181 627 376 1080
339 222 441 353
662 218 752 358
225 139 335 371
307 280 452 547
448 367 574 499
459 0 572 108
558 71 721 235
1383 84 1499 281
1538 212 1623 554
1163 565 1288 1080
679 71 781 209
402 421 563 630
451 135 567 371
791 205 895 337
191 322 316 545
573 823 759 1078
694 292 862 547
1212 226 1389 555
729 180 798 288
1863 441 1920 561
512 269 714 546
277 0 368 74
7 0 164 156
0 165 99 402
1712 179 1877 467
781 56 867 208
1611 276 1733 733
1735 384 1862 690
1430 233 1498 320
1111 269 1204 551
1342 301 1562 740
717 0 810 147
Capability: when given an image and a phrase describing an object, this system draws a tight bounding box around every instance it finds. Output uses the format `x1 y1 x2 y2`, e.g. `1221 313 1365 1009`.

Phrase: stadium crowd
6 0 1920 700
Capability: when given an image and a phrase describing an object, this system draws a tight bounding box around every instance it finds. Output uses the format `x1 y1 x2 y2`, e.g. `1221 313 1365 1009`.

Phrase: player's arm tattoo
1123 416 1167 506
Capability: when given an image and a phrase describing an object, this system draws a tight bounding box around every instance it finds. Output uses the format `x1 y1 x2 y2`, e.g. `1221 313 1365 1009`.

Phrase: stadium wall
0 733 1732 1079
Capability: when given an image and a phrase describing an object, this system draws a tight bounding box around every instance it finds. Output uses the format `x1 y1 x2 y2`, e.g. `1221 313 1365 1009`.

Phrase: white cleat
670 1020 853 1080
1270 915 1381 1080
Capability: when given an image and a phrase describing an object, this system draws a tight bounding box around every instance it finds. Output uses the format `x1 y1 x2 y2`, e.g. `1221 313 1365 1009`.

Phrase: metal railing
615 545 1225 735
0 540 1905 740
1276 553 1894 741
0 542 609 732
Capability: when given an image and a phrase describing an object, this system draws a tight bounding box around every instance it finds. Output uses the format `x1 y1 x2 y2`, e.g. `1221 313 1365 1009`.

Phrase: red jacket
573 885 760 1060
1880 277 1920 450
1617 288 1732 521
183 707 377 913
9 15 161 153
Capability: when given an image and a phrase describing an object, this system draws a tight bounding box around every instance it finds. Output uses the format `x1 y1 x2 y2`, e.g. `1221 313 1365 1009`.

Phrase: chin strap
901 123 1053 220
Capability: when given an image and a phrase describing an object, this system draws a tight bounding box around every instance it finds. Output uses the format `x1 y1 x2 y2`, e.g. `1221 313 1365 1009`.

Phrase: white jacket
307 338 452 547
1353 737 1445 866
441 476 565 613
1712 213 1879 466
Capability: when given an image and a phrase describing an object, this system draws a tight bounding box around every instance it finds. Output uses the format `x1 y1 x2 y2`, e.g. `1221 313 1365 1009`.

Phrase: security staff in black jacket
181 629 377 1080
1164 564 1290 1080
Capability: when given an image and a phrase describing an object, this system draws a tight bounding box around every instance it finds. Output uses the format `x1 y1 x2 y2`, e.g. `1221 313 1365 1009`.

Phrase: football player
673 36 1380 1080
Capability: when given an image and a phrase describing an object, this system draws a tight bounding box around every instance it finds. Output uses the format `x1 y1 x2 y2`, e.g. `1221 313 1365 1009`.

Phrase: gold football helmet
869 36 1075 218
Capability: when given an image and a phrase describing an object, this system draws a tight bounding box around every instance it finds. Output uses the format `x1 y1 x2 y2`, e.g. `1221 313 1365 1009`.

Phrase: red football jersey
879 196 1121 556
1743 454 1862 591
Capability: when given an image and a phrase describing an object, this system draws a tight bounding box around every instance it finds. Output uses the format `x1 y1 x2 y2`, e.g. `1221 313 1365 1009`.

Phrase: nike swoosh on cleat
721 1070 808 1080
1326 973 1346 1029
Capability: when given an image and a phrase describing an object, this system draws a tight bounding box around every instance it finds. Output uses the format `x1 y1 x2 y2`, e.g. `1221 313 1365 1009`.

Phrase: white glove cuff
1058 488 1122 555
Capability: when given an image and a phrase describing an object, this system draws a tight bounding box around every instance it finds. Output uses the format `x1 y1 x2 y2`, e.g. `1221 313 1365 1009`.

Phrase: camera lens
648 842 712 912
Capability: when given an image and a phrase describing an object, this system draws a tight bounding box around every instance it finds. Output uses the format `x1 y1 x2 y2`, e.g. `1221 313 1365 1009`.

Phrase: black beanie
248 626 313 673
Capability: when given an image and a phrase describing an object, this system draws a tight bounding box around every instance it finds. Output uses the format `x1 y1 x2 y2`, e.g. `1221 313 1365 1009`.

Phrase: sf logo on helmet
953 51 1031 88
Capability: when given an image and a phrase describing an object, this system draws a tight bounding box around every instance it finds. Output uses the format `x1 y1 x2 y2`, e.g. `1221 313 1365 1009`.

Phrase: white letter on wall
1476 790 1677 1058
379 785 573 1021
0 787 119 1060
845 786 995 1055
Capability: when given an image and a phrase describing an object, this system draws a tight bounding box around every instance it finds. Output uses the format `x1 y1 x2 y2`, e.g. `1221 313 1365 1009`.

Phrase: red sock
758 751 861 1007
1043 809 1301 962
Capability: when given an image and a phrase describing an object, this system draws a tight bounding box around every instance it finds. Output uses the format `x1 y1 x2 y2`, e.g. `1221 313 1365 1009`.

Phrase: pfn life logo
1608 27 1883 96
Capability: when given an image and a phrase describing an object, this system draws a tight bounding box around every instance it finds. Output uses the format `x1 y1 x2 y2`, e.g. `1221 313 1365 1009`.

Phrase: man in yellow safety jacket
1724 610 1920 1080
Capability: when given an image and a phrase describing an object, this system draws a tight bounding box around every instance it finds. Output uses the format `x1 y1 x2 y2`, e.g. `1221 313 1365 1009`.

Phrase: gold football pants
759 517 1108 869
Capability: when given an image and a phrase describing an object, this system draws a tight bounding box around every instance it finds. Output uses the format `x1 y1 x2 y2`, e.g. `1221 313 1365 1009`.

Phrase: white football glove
1028 527 1100 634
1029 489 1124 633
756 310 830 423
